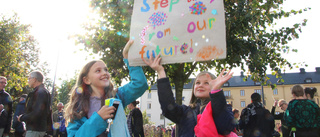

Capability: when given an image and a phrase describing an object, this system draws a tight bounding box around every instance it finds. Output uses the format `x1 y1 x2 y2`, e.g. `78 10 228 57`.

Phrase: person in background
12 94 27 137
0 76 13 137
284 85 320 137
304 87 320 137
305 87 317 102
171 124 175 137
232 108 242 136
239 93 275 137
271 99 289 137
53 102 67 137
127 100 144 137
18 71 53 137
155 126 163 137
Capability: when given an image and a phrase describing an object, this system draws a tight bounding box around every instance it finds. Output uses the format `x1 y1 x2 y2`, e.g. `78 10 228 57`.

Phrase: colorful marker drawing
139 26 149 45
189 1 207 15
196 45 224 60
180 43 188 54
148 11 168 29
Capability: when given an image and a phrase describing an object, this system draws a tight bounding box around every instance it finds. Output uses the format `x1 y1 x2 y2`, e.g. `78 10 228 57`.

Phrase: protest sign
129 0 226 66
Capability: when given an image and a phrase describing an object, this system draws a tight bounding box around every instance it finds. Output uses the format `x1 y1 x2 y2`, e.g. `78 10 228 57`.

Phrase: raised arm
208 69 235 135
118 40 148 106
271 100 283 120
143 55 186 123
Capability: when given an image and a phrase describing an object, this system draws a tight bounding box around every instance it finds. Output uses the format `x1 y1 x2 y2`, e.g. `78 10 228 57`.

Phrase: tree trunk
172 64 187 136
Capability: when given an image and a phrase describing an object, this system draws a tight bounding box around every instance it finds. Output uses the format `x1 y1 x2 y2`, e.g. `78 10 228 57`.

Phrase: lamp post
51 40 61 104
261 83 265 105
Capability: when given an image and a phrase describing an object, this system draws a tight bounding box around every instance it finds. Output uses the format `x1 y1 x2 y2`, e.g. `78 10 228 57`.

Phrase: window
254 89 262 95
147 103 151 109
240 90 245 96
241 101 246 107
224 91 231 97
255 82 261 85
147 114 151 119
147 93 152 99
275 111 280 115
305 78 312 83
160 114 164 119
223 82 229 87
273 89 278 95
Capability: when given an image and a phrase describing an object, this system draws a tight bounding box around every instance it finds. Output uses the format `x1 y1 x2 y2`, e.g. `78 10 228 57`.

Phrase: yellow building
223 68 320 114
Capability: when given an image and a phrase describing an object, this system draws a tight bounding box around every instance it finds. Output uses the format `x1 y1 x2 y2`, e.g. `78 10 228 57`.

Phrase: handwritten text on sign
129 0 226 66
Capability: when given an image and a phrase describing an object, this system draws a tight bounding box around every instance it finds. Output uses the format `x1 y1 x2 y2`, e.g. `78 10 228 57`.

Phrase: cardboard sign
129 0 226 66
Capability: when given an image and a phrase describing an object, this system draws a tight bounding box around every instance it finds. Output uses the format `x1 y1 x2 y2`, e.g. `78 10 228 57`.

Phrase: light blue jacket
67 59 148 137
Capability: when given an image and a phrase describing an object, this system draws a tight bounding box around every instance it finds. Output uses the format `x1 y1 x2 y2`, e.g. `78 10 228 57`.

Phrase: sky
0 0 319 86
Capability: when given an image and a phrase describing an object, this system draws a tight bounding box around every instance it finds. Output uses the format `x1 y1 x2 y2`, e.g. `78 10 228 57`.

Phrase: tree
0 13 52 101
56 76 77 105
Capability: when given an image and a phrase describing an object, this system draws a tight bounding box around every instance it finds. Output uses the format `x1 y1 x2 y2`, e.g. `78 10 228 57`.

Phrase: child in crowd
143 55 236 137
64 40 148 137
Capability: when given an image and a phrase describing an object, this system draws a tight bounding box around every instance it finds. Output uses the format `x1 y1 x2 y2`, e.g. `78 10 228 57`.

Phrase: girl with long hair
64 40 148 137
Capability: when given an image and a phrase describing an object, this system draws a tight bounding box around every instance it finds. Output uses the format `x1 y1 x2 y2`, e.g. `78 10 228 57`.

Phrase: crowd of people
0 72 67 137
0 40 319 137
142 124 175 137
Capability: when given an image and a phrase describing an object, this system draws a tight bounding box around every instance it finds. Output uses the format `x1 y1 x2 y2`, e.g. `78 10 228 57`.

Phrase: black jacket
20 84 52 132
128 108 144 137
0 90 13 134
157 78 235 137
239 102 275 137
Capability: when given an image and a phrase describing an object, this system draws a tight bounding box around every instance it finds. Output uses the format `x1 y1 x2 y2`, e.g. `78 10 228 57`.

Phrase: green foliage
142 110 154 125
0 13 52 100
56 76 77 105
74 0 134 86
76 0 309 110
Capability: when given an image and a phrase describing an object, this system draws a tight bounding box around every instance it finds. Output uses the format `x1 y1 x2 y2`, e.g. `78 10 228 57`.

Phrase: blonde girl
143 55 236 137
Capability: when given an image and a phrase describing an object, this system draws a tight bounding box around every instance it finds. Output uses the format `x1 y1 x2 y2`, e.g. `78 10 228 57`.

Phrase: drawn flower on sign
189 1 207 15
148 11 168 29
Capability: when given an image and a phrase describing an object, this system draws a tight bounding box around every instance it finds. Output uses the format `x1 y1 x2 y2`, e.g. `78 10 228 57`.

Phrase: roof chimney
316 67 320 73
240 71 244 77
300 68 305 73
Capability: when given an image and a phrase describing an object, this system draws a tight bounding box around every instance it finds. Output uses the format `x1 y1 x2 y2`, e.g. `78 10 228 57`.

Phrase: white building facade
140 88 193 127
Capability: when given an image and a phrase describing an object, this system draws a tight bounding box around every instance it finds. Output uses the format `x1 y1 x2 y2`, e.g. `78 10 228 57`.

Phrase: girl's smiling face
84 61 111 92
193 75 212 99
